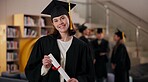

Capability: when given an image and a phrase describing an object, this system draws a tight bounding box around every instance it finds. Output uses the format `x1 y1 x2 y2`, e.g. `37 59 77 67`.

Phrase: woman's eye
61 16 65 19
53 19 58 22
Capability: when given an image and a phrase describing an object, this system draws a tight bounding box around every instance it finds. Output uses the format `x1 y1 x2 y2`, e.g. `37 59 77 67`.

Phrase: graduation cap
115 29 126 39
97 28 103 34
78 23 87 33
41 0 76 19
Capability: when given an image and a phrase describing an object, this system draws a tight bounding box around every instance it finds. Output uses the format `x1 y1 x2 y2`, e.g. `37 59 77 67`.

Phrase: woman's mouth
58 24 66 28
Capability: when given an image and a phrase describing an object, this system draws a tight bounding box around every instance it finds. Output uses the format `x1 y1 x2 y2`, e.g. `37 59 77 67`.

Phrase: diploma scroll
48 53 70 81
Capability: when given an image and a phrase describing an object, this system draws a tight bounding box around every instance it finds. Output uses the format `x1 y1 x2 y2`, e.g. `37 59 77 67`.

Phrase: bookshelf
0 14 54 74
0 25 20 74
40 15 54 37
14 14 39 38
13 14 54 72
14 14 54 38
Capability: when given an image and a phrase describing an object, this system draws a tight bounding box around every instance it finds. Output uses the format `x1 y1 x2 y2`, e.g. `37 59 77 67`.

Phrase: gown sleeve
41 65 51 76
25 39 44 82
76 44 95 82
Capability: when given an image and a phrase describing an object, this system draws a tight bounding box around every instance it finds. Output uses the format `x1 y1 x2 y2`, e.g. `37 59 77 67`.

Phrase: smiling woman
51 13 76 40
52 15 70 36
25 0 95 82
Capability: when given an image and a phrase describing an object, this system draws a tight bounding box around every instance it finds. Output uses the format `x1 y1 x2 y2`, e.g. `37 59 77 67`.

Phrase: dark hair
115 33 123 39
51 14 76 39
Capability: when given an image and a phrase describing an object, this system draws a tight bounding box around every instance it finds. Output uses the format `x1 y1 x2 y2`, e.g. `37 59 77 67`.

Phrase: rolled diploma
48 53 70 81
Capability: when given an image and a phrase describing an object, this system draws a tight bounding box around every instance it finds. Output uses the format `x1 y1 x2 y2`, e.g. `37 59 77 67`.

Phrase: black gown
91 39 109 79
111 43 131 82
25 35 95 82
79 36 95 60
79 36 89 44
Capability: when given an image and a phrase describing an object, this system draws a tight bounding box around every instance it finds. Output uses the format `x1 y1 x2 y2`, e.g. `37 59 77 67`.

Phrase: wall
0 0 52 25
0 0 7 24
91 3 106 25
70 0 88 22
111 0 148 23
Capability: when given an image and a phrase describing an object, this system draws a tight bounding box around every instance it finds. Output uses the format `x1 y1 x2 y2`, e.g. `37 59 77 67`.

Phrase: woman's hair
51 14 76 39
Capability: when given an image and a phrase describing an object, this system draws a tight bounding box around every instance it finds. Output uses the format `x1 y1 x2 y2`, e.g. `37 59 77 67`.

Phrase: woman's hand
42 55 52 68
67 78 78 82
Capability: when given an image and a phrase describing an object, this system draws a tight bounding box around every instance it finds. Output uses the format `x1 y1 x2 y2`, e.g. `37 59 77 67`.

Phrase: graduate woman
25 0 95 82
111 29 131 82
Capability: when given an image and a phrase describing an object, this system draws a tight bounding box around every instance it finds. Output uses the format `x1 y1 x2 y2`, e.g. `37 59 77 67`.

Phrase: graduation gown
79 36 89 44
79 36 95 60
111 43 131 82
25 35 95 82
91 39 109 78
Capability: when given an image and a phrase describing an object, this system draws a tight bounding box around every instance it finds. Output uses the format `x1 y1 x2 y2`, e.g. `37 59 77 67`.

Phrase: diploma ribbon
52 66 61 71
48 53 70 81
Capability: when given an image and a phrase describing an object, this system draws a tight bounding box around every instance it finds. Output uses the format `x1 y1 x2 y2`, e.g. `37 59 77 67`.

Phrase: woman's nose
59 19 64 24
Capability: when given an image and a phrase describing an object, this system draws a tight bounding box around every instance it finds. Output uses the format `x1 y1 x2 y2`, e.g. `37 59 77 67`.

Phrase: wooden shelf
41 26 53 28
7 48 19 50
24 26 39 28
0 25 20 74
7 36 19 38
22 36 39 38
7 59 18 62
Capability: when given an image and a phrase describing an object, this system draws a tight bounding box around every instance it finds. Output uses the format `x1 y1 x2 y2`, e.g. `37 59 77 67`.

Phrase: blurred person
78 23 95 60
111 29 131 82
91 28 110 82
78 23 91 44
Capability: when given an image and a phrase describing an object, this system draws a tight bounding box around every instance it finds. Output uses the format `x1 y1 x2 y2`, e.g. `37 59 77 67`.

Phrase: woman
25 0 95 82
111 29 131 82
78 23 94 60
78 23 90 44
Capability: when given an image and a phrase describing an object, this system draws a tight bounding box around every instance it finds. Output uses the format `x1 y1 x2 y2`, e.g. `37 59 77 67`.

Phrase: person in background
78 23 95 60
111 29 131 82
78 23 91 44
25 0 95 82
91 28 110 82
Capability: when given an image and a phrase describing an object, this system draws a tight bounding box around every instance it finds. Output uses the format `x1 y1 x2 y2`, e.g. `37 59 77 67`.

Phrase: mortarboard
41 0 76 19
97 28 103 34
115 29 126 39
78 23 87 33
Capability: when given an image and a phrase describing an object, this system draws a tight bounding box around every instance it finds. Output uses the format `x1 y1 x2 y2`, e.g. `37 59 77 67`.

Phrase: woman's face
114 34 120 42
84 29 91 36
52 15 70 34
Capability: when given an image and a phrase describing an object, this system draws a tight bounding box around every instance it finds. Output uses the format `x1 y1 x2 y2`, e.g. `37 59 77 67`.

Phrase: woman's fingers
67 78 78 82
42 55 52 68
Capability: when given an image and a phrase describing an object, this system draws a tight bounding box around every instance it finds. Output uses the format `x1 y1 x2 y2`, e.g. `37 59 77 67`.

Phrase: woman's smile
58 24 66 29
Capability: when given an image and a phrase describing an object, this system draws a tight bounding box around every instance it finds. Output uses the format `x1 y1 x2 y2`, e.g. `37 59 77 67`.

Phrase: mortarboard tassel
68 0 73 30
122 32 126 42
